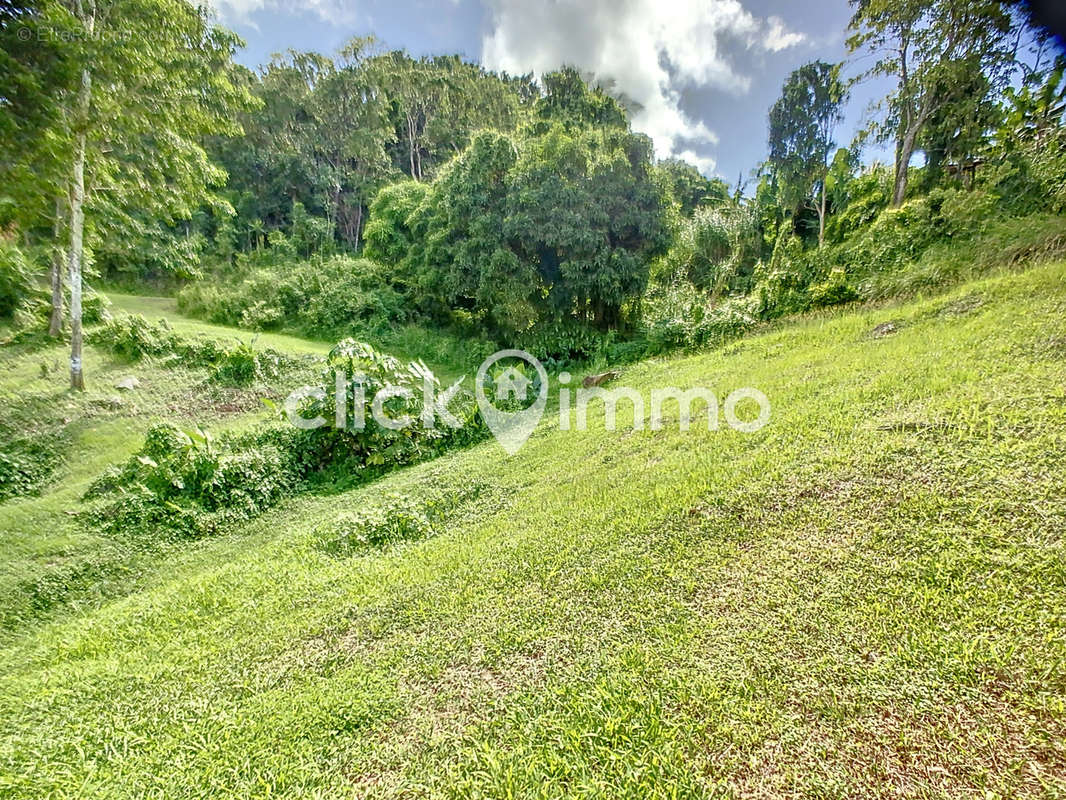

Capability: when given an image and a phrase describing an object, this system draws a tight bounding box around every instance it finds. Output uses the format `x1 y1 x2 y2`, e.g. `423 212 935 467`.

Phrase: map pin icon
475 349 548 455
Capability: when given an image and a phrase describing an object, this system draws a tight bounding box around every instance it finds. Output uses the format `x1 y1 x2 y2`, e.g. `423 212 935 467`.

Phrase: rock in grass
871 321 898 338
114 376 140 391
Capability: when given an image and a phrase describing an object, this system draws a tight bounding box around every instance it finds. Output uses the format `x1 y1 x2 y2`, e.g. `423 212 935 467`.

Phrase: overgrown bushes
91 314 292 386
313 479 491 555
176 255 406 339
83 424 300 537
0 430 65 502
0 237 34 321
83 340 491 537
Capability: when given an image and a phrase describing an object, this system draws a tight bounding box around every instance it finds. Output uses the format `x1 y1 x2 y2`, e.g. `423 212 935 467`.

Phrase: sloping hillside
1 262 1065 798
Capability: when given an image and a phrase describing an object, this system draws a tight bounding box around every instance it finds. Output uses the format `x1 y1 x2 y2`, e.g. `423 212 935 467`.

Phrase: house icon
494 366 531 404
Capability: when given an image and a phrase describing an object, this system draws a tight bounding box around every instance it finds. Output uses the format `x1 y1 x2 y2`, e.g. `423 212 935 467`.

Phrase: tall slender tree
767 61 848 247
52 0 254 388
848 0 1013 207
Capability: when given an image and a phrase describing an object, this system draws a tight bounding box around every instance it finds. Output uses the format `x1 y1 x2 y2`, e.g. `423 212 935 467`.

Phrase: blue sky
214 0 895 184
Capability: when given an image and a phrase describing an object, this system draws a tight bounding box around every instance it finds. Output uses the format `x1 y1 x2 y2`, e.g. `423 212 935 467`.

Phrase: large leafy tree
0 0 80 334
767 61 848 247
655 158 731 217
43 0 254 388
311 39 393 248
848 0 1014 207
364 69 668 334
507 123 668 328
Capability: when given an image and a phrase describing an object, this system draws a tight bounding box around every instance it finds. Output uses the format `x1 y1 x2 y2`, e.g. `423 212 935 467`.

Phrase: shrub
209 342 285 386
175 256 407 340
316 494 435 552
84 424 298 538
0 237 36 320
843 198 937 277
0 432 65 501
91 315 295 385
641 280 758 352
809 268 860 308
662 205 760 296
313 480 491 555
91 315 181 360
288 339 485 483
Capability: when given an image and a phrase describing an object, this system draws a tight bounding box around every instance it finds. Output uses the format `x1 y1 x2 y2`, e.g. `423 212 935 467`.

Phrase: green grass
107 293 331 356
1 262 1065 797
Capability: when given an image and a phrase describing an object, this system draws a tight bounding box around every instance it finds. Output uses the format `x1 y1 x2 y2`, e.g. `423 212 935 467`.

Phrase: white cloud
765 16 807 52
480 0 806 176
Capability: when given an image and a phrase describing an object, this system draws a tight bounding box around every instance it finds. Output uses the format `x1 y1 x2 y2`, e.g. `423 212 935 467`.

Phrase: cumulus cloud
480 0 806 175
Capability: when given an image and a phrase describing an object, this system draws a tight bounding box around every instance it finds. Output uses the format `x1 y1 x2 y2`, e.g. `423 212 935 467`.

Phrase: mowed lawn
1 262 1065 798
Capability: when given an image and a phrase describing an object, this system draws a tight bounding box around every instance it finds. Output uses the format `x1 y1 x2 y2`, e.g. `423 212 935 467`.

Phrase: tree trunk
352 203 363 248
817 179 827 248
407 114 418 180
68 113 87 391
49 196 66 337
893 124 919 208
67 10 92 390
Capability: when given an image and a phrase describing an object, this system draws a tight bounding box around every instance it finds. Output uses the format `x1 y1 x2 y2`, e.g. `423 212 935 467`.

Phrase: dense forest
2 0 1063 386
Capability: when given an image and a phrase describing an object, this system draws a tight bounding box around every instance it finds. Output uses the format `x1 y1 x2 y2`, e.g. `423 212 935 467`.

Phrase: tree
767 61 848 246
311 39 392 248
0 0 80 334
848 0 1014 207
50 0 254 388
655 158 731 216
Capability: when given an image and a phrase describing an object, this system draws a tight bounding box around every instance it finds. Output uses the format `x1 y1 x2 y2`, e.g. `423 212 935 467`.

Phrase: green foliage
288 339 485 484
177 256 406 340
84 424 298 538
91 315 182 360
824 166 893 245
654 158 731 216
90 314 292 385
408 129 537 331
210 342 284 387
767 60 847 234
661 205 760 296
507 122 669 330
861 213 1066 300
0 431 65 502
0 237 36 320
640 280 758 352
845 197 938 273
314 479 490 555
809 268 860 308
362 180 430 273
363 87 670 341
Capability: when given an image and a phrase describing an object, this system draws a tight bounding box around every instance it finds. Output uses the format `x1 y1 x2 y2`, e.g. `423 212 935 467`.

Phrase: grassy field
1 262 1065 797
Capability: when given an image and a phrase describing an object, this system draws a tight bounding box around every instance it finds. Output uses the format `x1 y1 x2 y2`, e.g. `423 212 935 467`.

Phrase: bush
316 493 435 552
0 237 36 320
84 424 298 538
176 256 407 340
91 314 294 385
809 268 860 308
288 339 486 483
209 342 285 387
641 280 758 352
91 315 181 360
313 480 491 555
661 205 760 296
0 432 65 501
